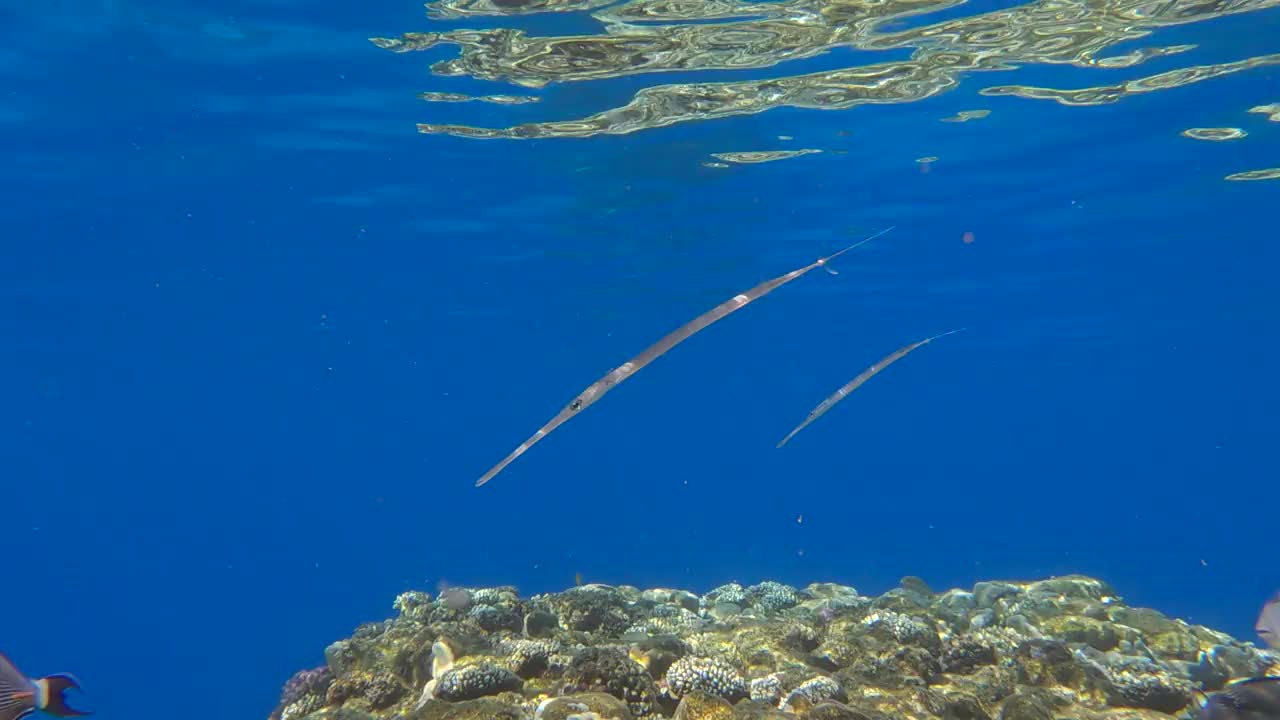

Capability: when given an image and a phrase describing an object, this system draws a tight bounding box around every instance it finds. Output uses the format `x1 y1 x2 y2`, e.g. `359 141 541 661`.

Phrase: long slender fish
775 328 965 448
474 227 895 487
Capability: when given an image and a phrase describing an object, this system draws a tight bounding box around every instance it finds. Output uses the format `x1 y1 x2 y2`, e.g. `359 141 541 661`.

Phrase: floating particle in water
1248 103 1280 121
962 231 975 244
941 109 990 122
1181 127 1247 141
1226 168 1280 182
702 161 731 168
709 149 822 164
796 514 803 524
778 134 794 140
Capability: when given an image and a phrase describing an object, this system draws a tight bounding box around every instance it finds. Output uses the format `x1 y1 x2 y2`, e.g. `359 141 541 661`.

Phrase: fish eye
569 399 583 411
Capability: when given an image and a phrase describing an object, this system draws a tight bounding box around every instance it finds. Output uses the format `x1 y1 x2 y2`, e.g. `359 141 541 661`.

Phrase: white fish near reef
414 640 456 709
1257 591 1280 648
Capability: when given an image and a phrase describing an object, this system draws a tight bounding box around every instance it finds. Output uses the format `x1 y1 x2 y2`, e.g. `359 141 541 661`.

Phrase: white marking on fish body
732 294 749 305
34 678 51 710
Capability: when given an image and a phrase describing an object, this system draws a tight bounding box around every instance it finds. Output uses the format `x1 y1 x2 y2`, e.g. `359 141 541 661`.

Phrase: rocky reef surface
269 575 1279 720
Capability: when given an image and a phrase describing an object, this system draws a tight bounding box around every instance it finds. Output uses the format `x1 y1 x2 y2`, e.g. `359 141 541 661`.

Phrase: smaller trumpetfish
0 653 91 720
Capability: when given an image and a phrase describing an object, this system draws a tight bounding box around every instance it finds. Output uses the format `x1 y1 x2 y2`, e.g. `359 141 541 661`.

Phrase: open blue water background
2 1 1277 719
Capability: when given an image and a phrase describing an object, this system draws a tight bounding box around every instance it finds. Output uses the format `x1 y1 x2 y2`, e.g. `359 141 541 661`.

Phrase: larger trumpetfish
0 653 91 720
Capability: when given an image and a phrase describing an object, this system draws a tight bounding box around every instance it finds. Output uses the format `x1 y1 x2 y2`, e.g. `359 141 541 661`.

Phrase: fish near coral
1191 594 1280 719
1194 677 1280 720
0 653 91 720
1257 591 1280 649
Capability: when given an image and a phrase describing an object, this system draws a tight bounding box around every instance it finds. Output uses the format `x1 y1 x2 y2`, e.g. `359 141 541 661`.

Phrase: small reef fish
0 653 91 720
775 328 964 448
1257 591 1280 648
474 227 895 487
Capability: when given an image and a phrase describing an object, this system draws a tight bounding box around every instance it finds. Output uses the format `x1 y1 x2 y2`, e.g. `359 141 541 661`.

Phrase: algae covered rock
996 689 1060 720
807 702 881 720
271 667 335 720
540 584 638 635
1039 615 1121 651
941 636 998 674
563 646 661 716
671 691 733 720
535 692 633 719
413 698 525 720
433 661 522 701
278 575 1277 720
325 671 406 711
745 581 803 613
779 675 845 710
296 709 377 720
726 700 792 718
665 656 748 702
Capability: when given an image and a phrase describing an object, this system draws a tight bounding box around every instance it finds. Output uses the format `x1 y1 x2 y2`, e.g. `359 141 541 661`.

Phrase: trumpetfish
776 328 965 448
475 227 895 487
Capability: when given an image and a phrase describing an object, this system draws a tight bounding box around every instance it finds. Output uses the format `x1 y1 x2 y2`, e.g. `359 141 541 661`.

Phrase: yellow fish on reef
574 572 582 586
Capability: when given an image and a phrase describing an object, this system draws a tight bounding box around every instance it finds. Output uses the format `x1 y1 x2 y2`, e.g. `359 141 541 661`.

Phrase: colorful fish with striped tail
0 653 91 720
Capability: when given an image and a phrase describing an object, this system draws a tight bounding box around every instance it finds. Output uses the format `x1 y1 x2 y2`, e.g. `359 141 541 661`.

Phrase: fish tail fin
924 327 967 344
820 225 895 268
776 425 802 448
1190 686 1211 711
36 675 92 717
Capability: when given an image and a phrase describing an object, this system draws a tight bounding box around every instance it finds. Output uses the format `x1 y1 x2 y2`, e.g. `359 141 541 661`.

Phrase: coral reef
270 576 1278 720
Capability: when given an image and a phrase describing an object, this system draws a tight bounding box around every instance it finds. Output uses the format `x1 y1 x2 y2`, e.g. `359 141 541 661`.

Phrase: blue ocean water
2 1 1278 719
